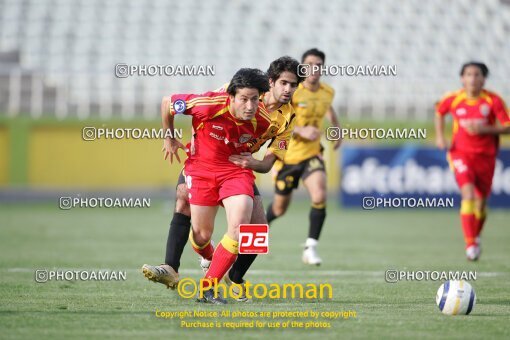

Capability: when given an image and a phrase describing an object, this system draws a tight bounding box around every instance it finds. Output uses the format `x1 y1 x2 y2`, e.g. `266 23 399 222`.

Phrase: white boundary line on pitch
3 268 508 277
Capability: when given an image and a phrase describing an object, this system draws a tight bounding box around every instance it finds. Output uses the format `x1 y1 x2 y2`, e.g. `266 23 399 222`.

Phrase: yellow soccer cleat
141 264 179 289
224 273 251 302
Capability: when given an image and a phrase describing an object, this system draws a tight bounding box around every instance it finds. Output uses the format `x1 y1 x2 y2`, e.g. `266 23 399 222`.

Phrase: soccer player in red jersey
435 62 510 261
163 68 270 303
142 57 302 302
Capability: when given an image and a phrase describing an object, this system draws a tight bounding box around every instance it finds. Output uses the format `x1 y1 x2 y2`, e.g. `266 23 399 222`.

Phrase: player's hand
297 126 320 141
464 120 489 135
435 136 448 150
229 152 255 169
162 138 187 164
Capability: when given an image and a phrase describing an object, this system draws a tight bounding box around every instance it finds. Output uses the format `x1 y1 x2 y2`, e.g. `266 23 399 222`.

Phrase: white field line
3 268 508 277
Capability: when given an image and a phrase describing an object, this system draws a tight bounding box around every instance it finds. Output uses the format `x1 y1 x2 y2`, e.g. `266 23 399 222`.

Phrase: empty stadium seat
0 0 509 120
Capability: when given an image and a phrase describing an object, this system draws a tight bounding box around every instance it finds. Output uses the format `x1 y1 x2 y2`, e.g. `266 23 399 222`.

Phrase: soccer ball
436 280 476 315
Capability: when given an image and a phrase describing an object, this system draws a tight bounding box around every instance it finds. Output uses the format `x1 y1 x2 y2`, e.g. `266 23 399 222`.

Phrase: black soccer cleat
196 289 227 305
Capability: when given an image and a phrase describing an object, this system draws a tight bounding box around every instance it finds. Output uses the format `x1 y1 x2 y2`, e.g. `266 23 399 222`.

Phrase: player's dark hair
227 68 269 96
301 48 326 63
460 62 489 77
267 56 305 84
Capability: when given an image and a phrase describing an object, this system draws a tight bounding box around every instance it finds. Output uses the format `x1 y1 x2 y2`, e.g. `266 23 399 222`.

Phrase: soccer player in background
162 68 270 304
265 48 341 265
142 57 302 301
435 62 510 261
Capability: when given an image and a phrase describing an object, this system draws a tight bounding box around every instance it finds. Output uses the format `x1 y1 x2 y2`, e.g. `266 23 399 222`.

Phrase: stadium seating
0 0 509 120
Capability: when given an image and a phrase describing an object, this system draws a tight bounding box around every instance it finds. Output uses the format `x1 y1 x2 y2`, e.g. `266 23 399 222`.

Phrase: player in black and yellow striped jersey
267 48 342 266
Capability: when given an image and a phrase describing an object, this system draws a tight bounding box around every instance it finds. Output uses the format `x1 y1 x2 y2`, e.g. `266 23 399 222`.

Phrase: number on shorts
452 159 467 173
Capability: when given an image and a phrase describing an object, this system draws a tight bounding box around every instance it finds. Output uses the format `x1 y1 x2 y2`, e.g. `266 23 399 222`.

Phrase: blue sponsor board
340 145 510 208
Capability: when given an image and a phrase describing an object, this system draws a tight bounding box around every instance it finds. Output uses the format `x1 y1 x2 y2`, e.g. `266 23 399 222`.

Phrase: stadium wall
1 118 186 189
0 118 340 190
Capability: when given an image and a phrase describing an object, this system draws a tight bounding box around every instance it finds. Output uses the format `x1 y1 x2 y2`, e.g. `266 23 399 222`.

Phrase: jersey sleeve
267 113 296 161
492 95 510 126
169 91 228 121
435 94 455 116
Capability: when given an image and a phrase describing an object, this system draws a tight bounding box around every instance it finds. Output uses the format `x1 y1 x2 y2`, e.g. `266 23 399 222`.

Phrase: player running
265 48 341 265
142 57 302 302
162 68 270 304
435 61 510 261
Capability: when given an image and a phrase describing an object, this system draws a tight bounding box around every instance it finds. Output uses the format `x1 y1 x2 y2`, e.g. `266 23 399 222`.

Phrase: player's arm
161 95 187 164
161 92 223 163
236 113 297 172
293 125 320 141
434 95 453 150
228 152 277 173
229 113 295 173
434 114 448 150
465 122 510 135
325 105 342 150
465 96 510 135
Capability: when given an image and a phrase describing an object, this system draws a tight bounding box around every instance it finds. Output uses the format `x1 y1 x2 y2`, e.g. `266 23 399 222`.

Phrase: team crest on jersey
173 99 186 114
278 140 287 150
479 104 490 116
456 108 467 116
239 134 252 143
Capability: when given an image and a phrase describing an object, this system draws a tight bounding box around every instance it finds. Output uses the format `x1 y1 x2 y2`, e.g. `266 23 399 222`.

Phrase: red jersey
169 91 271 167
436 89 510 156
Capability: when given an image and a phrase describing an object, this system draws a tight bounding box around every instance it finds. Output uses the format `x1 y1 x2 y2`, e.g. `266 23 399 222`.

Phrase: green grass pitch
1 199 509 339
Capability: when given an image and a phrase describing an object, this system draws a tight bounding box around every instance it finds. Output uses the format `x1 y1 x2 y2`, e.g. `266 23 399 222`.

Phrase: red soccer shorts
184 160 255 206
448 151 496 198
